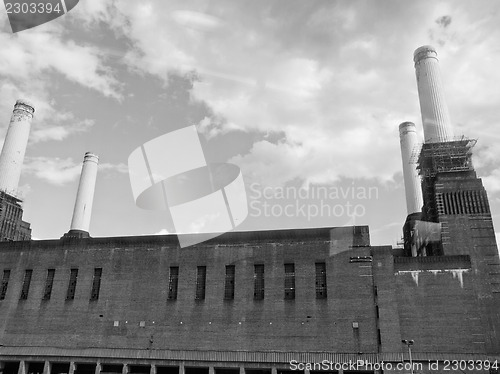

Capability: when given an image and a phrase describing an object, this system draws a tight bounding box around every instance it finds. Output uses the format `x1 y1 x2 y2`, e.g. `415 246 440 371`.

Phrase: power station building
0 46 499 374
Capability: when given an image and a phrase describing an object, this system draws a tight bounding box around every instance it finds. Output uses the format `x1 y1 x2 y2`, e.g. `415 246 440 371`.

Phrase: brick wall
0 227 378 353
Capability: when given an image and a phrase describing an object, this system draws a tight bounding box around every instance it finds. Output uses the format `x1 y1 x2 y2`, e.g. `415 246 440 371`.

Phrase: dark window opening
42 269 56 300
90 268 102 301
254 264 264 300
2 361 20 374
284 263 295 300
315 262 327 299
156 367 179 374
20 269 33 300
215 369 239 374
224 265 235 300
74 363 96 374
168 266 179 300
128 366 150 374
1 269 11 300
51 363 70 374
195 266 206 300
101 364 123 373
27 362 44 374
245 370 271 374
66 268 78 300
185 368 209 374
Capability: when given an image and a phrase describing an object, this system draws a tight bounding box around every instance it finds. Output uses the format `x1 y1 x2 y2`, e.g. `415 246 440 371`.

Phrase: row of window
1 262 328 302
0 268 102 301
436 190 490 215
168 262 328 301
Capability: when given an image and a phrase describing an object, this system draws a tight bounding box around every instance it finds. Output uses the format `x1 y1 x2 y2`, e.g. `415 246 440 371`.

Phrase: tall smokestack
66 152 99 238
414 45 453 143
399 122 423 215
0 99 34 195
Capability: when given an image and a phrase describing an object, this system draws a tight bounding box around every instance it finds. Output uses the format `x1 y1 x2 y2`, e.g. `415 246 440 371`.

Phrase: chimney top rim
399 121 416 129
83 152 99 161
413 45 438 63
15 99 35 112
399 122 417 134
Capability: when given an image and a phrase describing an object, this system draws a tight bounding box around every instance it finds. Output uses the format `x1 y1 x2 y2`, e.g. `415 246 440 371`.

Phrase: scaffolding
413 137 477 177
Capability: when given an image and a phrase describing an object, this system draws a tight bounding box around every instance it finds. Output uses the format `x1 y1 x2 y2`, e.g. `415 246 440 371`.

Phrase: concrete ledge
0 346 498 363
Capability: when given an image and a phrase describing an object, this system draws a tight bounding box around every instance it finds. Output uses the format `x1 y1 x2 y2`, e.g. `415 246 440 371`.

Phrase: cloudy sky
1 0 500 247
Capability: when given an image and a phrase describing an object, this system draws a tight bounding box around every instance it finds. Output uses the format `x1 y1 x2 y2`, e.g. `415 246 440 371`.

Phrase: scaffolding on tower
413 137 477 177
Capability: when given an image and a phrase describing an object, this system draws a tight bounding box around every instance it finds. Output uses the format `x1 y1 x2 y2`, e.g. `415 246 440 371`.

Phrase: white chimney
414 45 453 143
0 99 34 195
399 122 423 215
68 152 99 236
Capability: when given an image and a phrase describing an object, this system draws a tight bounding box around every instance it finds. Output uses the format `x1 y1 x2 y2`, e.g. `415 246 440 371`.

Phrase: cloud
0 24 122 99
30 119 95 144
229 109 403 188
66 0 500 190
23 157 82 185
99 162 129 174
171 10 223 31
436 15 452 28
71 0 121 26
0 88 97 145
77 2 416 188
0 18 123 146
482 169 500 194
22 157 128 186
154 228 170 235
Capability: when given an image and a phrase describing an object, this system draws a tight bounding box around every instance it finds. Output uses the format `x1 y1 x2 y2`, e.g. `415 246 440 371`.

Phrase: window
254 264 264 300
168 266 179 300
441 190 490 215
42 269 55 300
66 268 78 300
1 269 11 300
20 269 33 300
224 265 235 300
90 268 102 301
315 262 327 299
195 266 206 300
284 263 295 300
